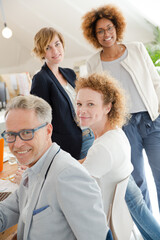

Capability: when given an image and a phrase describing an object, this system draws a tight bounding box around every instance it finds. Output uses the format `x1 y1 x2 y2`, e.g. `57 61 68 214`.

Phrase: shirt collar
22 145 52 184
30 146 51 175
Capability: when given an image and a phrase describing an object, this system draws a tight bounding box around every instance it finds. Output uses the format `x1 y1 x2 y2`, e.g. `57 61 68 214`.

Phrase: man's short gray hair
5 95 52 124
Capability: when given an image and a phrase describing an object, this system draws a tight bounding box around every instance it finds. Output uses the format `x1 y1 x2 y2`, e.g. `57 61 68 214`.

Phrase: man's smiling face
6 109 51 167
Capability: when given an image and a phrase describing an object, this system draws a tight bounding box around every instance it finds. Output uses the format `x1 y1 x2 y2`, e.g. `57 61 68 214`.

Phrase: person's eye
108 26 114 32
88 103 94 106
22 130 32 136
4 132 15 141
46 46 50 51
55 41 61 47
77 103 82 107
98 30 104 35
6 132 14 138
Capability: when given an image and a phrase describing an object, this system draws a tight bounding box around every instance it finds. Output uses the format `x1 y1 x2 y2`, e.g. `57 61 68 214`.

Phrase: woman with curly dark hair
82 4 126 50
81 4 160 240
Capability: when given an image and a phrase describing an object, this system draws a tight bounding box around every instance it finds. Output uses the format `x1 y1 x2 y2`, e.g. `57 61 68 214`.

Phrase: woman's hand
78 157 86 164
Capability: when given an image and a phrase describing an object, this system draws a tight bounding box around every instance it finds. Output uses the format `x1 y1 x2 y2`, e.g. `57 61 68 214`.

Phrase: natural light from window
128 0 160 27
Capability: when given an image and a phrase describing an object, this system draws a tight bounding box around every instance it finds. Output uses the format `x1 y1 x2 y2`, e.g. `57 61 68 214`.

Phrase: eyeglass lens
97 25 114 36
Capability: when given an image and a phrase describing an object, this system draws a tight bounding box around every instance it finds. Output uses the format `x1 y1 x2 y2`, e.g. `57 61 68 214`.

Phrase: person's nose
13 135 25 148
52 47 58 55
80 106 87 115
104 29 110 37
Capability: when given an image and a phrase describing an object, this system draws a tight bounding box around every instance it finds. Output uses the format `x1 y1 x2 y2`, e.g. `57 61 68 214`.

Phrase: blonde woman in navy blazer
31 27 94 160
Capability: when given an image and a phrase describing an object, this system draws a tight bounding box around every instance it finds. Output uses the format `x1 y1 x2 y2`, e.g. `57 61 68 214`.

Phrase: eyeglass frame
96 25 115 37
1 122 48 143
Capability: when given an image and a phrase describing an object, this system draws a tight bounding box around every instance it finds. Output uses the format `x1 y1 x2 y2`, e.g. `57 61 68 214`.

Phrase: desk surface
0 161 18 240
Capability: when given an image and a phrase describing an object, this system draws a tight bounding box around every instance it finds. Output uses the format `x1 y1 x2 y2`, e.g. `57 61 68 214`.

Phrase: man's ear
46 123 53 138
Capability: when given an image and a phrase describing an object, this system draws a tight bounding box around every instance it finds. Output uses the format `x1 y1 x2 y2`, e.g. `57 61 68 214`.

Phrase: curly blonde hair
81 4 126 49
32 27 65 60
75 72 129 128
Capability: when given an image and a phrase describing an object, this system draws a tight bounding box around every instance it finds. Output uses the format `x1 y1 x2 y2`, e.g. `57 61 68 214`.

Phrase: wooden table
0 161 18 240
0 161 18 178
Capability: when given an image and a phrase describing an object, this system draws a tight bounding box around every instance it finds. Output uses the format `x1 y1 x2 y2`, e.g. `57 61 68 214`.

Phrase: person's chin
80 122 90 128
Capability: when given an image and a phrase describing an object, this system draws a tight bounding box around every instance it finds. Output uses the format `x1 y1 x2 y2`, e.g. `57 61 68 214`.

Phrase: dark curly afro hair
81 4 126 49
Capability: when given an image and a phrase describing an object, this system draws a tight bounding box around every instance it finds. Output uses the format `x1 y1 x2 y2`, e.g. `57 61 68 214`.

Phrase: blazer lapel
23 143 60 240
44 63 76 119
59 67 75 88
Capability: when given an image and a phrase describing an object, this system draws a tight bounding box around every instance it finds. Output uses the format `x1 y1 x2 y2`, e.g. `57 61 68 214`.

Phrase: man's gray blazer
0 143 108 239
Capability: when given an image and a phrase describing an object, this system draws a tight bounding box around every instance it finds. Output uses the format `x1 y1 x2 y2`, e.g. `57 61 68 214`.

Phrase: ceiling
0 0 155 76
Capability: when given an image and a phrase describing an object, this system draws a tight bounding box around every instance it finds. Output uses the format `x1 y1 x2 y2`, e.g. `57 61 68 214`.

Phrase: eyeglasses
1 123 48 143
96 25 115 37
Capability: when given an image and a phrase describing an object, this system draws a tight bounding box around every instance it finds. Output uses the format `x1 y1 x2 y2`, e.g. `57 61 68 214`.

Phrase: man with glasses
0 95 112 240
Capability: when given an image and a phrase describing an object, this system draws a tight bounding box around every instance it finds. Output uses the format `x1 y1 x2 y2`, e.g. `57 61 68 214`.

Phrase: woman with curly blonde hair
76 72 128 129
76 72 133 239
76 72 160 240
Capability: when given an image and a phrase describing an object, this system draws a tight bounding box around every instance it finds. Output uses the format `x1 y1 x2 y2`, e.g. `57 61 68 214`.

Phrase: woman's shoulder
124 41 145 50
31 66 52 92
60 67 76 78
33 65 48 79
87 51 101 62
96 129 128 145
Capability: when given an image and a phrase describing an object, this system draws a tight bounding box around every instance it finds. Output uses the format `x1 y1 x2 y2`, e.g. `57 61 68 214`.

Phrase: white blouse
83 128 133 215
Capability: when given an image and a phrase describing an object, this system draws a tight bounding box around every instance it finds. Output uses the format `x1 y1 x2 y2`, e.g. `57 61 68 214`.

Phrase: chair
108 176 135 240
0 226 17 240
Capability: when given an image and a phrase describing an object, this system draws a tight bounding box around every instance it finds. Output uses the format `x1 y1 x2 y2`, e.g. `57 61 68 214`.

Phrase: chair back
108 176 133 240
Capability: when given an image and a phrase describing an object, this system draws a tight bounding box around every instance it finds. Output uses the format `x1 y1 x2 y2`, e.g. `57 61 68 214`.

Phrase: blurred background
0 0 159 76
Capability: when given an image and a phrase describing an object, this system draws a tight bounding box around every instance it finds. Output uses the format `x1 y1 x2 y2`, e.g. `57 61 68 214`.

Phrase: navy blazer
30 63 82 159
